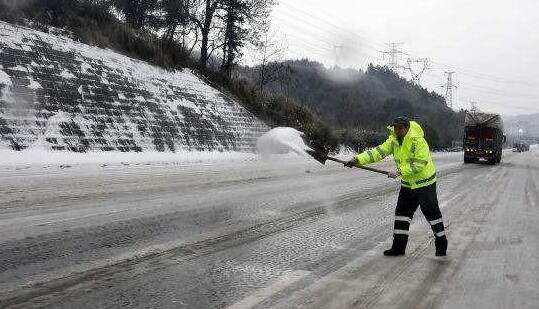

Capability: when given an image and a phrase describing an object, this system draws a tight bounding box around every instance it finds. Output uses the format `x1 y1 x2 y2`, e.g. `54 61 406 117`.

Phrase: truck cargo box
465 112 504 130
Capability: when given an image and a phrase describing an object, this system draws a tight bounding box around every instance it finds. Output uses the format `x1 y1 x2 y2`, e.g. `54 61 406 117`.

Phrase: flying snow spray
255 127 311 157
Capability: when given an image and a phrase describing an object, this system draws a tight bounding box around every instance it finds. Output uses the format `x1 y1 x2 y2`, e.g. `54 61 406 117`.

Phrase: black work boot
435 236 448 256
384 234 407 256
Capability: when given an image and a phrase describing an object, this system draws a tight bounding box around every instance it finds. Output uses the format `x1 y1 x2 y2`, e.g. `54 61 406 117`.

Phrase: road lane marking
226 270 310 309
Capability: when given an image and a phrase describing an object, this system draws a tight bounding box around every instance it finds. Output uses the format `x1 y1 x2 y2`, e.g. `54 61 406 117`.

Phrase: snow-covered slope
0 21 268 153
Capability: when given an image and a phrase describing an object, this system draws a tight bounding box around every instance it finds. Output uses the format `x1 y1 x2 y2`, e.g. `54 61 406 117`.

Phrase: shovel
306 149 391 176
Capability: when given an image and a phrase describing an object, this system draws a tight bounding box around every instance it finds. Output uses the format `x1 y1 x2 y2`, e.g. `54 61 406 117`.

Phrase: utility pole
381 42 405 72
406 57 429 85
441 71 457 108
333 45 343 67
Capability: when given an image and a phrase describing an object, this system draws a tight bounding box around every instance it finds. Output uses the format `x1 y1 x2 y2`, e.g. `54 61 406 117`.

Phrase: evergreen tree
220 0 247 76
113 0 158 30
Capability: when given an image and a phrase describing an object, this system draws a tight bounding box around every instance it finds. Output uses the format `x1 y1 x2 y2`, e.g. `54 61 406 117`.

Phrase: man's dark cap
391 116 410 127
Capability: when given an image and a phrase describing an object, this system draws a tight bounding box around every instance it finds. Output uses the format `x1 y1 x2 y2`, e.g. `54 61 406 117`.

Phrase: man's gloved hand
344 157 358 168
387 170 400 179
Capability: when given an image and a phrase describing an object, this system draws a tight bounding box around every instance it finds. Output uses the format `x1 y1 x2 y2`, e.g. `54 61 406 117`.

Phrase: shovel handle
326 156 391 176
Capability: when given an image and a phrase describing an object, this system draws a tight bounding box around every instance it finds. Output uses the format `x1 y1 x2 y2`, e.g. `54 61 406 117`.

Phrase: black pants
392 183 446 247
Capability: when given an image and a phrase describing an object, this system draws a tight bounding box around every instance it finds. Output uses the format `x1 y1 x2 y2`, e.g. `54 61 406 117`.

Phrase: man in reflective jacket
345 117 448 256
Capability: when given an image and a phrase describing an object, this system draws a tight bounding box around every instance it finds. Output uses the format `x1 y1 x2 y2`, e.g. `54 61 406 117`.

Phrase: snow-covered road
0 150 537 308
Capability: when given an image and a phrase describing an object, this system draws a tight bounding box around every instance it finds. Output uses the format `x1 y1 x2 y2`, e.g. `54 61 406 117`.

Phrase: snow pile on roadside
0 149 258 168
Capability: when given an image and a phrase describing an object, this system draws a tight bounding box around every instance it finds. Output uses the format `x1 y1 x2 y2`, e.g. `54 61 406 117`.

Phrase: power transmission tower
381 42 405 71
441 71 457 108
333 45 343 67
517 120 529 141
406 58 429 85
470 101 479 112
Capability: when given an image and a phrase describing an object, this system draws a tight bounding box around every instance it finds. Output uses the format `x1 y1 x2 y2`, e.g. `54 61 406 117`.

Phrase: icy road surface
0 150 538 308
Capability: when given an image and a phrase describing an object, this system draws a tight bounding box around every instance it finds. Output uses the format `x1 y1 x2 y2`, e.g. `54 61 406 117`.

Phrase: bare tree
220 0 277 76
254 25 286 91
190 0 222 68
242 0 276 44
183 22 200 55
189 0 275 70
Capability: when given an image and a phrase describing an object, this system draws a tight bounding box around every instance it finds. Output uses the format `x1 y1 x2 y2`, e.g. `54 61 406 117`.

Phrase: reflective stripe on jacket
355 121 436 189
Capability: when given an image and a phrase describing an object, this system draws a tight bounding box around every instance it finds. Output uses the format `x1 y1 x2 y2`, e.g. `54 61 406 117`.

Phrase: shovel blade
300 134 332 165
305 149 329 165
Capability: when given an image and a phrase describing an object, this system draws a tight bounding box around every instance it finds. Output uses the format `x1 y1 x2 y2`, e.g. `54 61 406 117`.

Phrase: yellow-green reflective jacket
355 121 436 189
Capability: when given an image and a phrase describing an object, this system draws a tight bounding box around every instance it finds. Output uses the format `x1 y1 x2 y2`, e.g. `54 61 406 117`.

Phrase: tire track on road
264 160 507 309
0 160 484 308
0 207 327 308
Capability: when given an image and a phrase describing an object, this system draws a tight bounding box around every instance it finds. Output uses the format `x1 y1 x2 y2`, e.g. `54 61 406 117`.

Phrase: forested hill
1 0 465 151
242 60 466 149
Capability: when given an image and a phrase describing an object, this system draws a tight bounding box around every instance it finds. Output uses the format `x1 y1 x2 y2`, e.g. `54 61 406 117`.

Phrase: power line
271 2 539 113
457 96 539 113
272 15 382 68
273 16 357 55
276 2 386 52
272 13 377 58
276 0 539 89
277 30 334 52
424 69 539 111
457 84 539 100
429 61 539 88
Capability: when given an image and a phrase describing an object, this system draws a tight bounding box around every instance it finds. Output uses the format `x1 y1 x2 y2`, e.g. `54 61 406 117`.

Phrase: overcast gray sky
268 0 539 116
